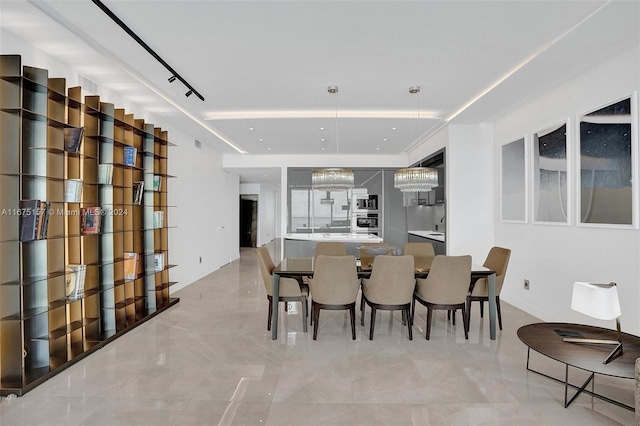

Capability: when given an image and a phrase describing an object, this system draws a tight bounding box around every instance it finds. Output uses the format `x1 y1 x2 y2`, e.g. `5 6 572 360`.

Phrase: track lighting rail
91 0 205 101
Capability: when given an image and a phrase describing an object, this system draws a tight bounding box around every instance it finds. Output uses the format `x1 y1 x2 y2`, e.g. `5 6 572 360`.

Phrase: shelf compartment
47 318 98 341
1 55 178 397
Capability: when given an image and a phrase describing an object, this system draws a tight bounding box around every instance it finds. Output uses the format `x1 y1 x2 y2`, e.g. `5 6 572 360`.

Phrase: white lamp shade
570 281 621 320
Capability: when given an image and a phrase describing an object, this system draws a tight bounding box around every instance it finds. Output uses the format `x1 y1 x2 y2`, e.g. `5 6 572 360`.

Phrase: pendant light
312 86 354 192
394 86 438 192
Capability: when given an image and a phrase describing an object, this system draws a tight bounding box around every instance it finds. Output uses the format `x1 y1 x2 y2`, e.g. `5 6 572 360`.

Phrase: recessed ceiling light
267 147 272 151
383 138 387 141
249 127 254 131
321 138 325 142
376 147 380 150
320 127 325 130
259 138 264 141
322 147 326 151
392 127 397 130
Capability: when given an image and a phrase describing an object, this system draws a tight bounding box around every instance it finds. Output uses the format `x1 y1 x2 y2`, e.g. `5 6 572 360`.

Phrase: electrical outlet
524 279 529 290
199 256 202 264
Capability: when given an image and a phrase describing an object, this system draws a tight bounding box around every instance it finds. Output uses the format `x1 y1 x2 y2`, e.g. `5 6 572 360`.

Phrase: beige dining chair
361 255 415 340
315 242 347 257
308 241 348 326
308 255 360 340
413 255 472 340
257 246 308 333
359 242 394 270
467 246 511 330
404 242 435 271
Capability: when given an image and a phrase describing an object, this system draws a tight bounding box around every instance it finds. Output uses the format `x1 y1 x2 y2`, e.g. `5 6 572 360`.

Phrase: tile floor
0 246 636 425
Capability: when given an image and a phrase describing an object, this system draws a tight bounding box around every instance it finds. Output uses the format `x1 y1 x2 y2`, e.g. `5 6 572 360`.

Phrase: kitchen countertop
284 233 383 243
408 230 446 243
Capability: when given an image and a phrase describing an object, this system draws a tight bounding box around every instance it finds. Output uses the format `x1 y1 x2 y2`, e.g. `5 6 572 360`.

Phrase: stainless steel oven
353 194 379 213
354 213 379 231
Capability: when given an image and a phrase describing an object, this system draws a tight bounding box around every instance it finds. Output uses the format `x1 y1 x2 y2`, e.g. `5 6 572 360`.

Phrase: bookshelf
0 55 178 396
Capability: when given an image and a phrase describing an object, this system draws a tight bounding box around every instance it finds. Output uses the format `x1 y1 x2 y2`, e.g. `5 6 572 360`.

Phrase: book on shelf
81 207 102 234
19 200 39 242
153 210 164 228
19 200 49 242
98 164 114 185
65 264 86 300
153 175 162 191
154 253 165 272
36 200 50 240
133 181 144 205
64 179 83 203
124 252 139 281
123 146 137 167
63 127 84 154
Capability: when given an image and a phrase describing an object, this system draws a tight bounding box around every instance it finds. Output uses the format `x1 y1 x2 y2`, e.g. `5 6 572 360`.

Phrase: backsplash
407 204 445 232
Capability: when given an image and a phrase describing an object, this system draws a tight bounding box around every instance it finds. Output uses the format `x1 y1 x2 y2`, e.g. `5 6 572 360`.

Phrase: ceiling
1 0 639 185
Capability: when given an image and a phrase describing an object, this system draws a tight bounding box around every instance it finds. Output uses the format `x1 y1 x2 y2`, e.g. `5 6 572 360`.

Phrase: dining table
271 256 497 341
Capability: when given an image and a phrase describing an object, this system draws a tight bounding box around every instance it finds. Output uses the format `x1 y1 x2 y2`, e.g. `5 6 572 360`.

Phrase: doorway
240 195 258 247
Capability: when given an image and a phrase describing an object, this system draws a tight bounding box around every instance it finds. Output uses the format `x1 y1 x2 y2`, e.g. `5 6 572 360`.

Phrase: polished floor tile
0 246 635 425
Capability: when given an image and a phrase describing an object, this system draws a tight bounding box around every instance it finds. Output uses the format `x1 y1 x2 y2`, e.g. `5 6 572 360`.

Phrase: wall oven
353 213 379 233
353 194 379 213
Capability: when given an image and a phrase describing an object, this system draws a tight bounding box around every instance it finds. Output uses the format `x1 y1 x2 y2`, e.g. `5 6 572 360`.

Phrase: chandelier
394 86 438 192
312 168 354 192
312 86 354 192
394 167 438 192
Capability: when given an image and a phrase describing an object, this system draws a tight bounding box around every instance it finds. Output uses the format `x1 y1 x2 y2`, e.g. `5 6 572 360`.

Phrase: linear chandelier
394 86 438 192
312 86 354 192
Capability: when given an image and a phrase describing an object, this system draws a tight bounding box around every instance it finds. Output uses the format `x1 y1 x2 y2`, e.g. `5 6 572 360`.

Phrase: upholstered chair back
404 242 435 258
404 242 435 270
315 242 347 257
471 247 511 296
256 246 302 297
362 255 415 305
415 255 472 305
308 255 359 305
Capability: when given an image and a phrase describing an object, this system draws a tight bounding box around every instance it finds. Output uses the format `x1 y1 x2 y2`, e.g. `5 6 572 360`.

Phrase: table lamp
563 281 623 364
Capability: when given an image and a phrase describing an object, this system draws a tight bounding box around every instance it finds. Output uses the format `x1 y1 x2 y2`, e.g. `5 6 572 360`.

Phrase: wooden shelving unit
0 55 178 396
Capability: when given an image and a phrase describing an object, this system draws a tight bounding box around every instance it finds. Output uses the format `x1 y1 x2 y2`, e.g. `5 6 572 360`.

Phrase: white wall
226 171 240 266
447 124 494 261
170 134 240 291
492 45 640 334
408 123 494 261
260 187 277 244
2 28 240 292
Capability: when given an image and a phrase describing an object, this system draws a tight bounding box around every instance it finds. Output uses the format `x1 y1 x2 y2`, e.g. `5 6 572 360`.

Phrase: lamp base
562 337 623 364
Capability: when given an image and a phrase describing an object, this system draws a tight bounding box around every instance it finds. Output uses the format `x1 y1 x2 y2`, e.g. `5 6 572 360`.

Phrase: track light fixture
91 0 205 101
185 91 193 97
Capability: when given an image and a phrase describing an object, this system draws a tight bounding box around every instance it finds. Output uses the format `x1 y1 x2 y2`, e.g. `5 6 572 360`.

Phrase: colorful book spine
123 146 137 166
81 207 102 235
